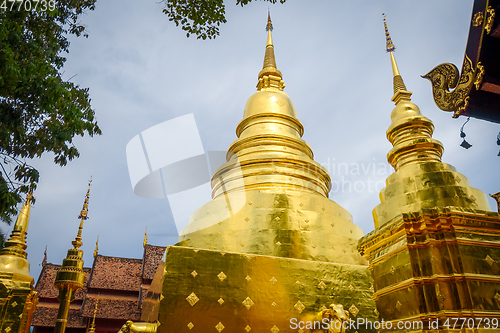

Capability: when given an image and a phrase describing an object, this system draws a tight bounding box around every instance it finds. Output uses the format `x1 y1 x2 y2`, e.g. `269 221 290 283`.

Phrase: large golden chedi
138 15 377 333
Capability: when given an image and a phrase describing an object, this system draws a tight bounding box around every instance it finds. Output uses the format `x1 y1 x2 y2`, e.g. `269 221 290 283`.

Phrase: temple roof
89 255 143 292
35 264 91 299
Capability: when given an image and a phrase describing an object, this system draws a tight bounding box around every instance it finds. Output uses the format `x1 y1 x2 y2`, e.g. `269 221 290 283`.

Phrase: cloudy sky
10 0 499 282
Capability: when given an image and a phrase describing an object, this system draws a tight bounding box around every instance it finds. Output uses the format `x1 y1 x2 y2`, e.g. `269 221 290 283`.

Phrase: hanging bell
460 139 472 149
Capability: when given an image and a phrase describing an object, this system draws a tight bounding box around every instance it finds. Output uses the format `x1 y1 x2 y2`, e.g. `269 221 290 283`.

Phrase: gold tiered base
359 208 500 332
0 273 37 333
178 191 367 265
146 246 377 333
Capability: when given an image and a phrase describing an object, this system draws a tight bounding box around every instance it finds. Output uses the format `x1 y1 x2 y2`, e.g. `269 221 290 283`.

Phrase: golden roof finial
42 245 47 266
0 191 33 259
382 14 411 103
143 227 148 247
93 236 99 258
72 178 92 249
88 294 99 333
257 12 285 91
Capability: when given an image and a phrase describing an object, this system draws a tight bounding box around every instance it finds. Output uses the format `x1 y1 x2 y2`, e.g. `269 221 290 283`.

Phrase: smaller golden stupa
358 15 500 331
54 180 92 333
0 192 38 333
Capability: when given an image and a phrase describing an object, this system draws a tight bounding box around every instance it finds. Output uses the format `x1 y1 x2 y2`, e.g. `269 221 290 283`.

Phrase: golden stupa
0 193 38 333
137 14 377 333
358 16 500 332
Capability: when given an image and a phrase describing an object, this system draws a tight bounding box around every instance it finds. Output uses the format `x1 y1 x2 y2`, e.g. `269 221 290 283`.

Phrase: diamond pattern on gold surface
295 280 301 285
274 201 279 205
245 326 251 332
312 244 316 248
245 275 251 282
272 302 277 307
298 330 304 333
215 322 225 332
275 241 282 246
245 254 254 260
294 301 305 314
369 285 374 293
245 217 249 222
187 322 194 330
186 292 199 306
5 327 11 333
160 294 164 301
218 271 227 281
318 281 326 290
191 270 198 278
330 223 334 227
193 249 199 253
270 325 279 333
374 308 379 316
218 298 224 305
349 304 359 317
348 284 354 291
11 301 17 308
486 255 495 266
495 293 500 302
396 301 402 310
275 217 280 221
242 297 255 310
240 243 245 247
221 252 226 256
305 219 309 223
270 277 278 285
437 292 446 303
248 201 253 205
390 266 396 274
299 203 303 207
470 195 476 202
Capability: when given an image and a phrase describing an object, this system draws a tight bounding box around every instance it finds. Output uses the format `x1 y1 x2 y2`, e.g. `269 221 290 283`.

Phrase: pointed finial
143 227 148 247
72 178 92 249
266 10 273 32
257 12 285 91
382 14 411 104
383 14 395 52
0 190 33 259
42 246 47 266
88 294 99 333
93 236 99 258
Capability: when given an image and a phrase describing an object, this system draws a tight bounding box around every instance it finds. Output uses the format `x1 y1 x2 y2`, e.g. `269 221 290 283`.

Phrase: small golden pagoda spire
143 227 147 247
54 179 92 333
42 246 47 266
87 294 99 333
0 191 33 261
93 236 98 258
371 16 492 228
257 12 285 91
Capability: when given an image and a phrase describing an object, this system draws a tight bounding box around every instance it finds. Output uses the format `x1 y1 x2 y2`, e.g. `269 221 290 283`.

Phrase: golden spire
371 16 492 228
257 12 285 91
88 294 99 333
42 246 47 266
93 236 98 258
143 227 147 247
72 178 92 249
0 191 33 259
54 179 92 333
383 14 410 103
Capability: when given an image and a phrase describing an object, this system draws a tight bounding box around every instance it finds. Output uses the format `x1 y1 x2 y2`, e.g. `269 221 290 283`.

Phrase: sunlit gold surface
155 246 376 333
358 18 500 332
54 181 92 333
0 193 38 333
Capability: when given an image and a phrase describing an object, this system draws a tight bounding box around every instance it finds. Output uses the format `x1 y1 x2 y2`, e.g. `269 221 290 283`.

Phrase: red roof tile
142 245 166 281
35 264 91 299
81 294 140 321
89 256 142 291
31 304 87 328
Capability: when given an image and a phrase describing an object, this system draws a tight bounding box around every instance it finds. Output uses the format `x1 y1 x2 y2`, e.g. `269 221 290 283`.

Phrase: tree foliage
162 0 286 40
0 0 101 224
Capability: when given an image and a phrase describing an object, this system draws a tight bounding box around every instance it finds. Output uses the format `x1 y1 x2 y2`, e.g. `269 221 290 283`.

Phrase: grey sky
10 0 499 282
